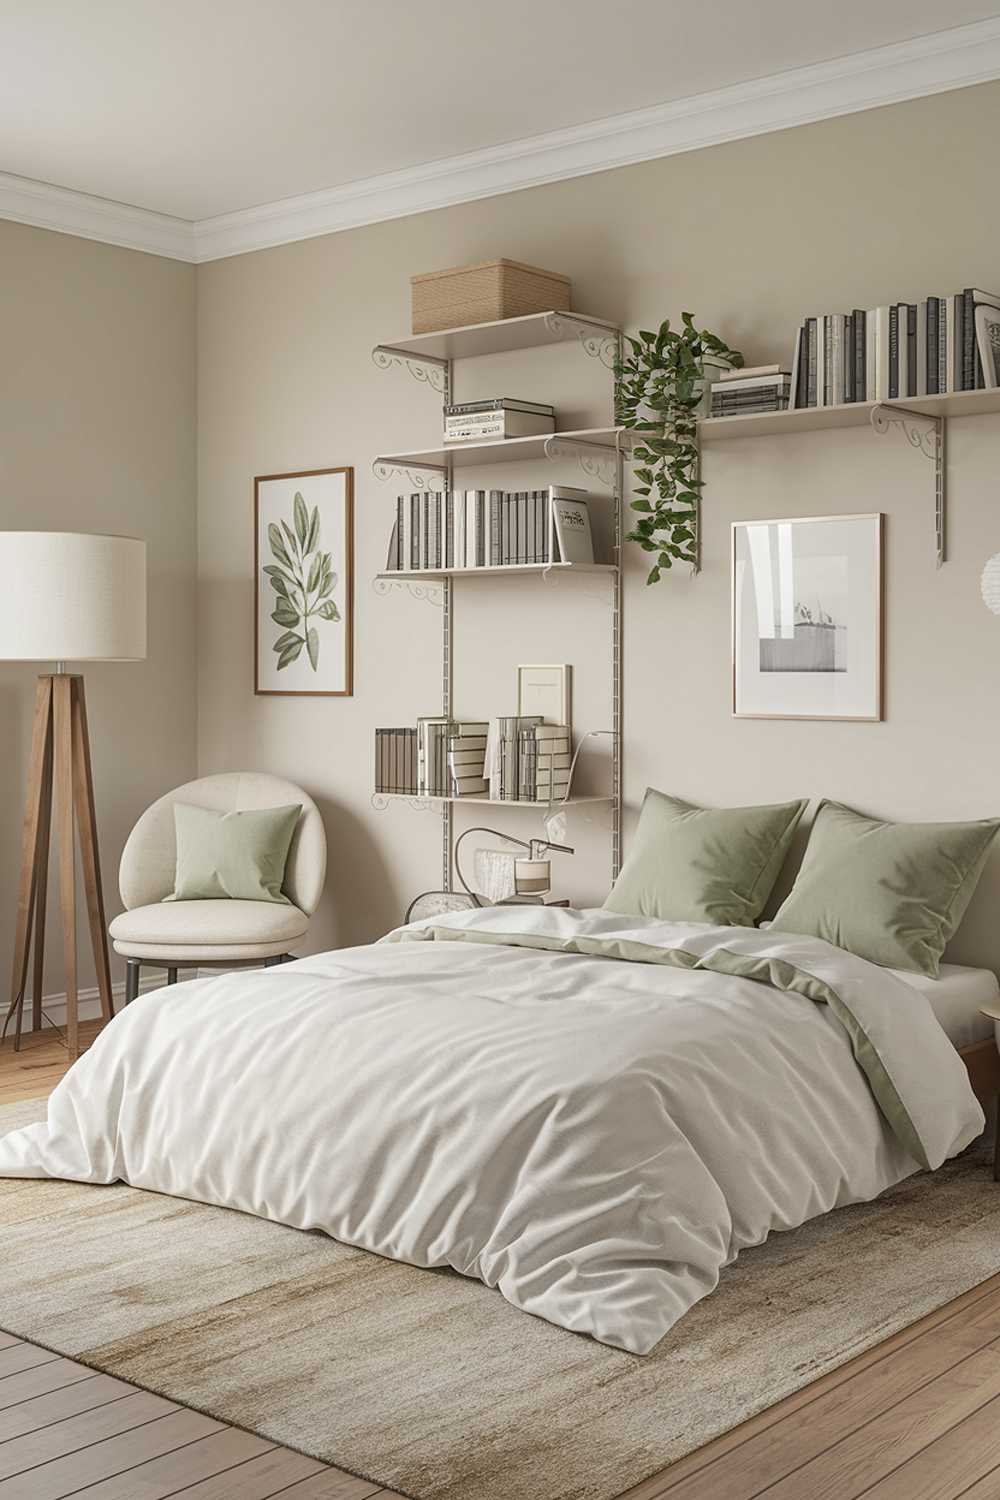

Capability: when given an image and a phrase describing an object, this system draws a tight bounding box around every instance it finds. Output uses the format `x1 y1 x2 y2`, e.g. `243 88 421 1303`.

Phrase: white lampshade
0 532 146 662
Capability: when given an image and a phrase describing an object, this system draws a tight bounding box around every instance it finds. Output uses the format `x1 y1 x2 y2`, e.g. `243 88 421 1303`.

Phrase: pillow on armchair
167 802 302 904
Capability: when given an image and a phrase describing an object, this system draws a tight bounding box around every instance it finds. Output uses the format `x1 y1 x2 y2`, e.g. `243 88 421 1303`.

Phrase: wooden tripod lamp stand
1 532 146 1061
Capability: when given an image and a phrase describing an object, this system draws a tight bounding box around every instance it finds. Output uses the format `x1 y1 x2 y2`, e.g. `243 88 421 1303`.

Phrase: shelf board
377 792 613 808
373 310 619 363
376 427 633 472
700 388 1000 442
377 562 615 580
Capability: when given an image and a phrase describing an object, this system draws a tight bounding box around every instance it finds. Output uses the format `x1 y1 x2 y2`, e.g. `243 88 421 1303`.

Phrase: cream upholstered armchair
109 772 327 1003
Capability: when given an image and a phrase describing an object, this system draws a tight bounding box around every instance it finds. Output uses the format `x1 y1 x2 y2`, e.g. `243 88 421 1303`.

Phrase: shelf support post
441 358 454 890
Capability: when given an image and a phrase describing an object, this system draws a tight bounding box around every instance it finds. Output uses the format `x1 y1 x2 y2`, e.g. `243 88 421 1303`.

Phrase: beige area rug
4 1097 1000 1500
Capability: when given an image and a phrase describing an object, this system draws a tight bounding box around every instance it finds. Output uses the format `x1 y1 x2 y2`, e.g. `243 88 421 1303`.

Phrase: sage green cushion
167 801 301 904
604 789 807 926
770 800 1000 976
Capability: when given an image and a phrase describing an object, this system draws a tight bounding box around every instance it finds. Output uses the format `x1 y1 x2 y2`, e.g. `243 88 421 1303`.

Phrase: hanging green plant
616 314 743 583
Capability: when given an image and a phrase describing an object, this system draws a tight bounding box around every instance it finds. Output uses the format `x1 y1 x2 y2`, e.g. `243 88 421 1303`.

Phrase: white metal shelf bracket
870 402 946 567
542 312 620 369
543 434 618 487
371 794 442 813
372 458 447 490
371 576 444 607
371 344 449 394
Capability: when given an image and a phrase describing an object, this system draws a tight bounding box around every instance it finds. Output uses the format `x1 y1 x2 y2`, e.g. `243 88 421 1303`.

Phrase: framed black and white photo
255 467 354 696
732 513 883 721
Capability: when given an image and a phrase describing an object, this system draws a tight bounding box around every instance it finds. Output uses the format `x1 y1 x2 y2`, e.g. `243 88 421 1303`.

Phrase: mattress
892 963 999 1049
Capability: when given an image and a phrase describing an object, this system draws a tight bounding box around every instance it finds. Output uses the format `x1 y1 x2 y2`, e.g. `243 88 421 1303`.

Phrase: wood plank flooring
4 1023 1000 1500
0 1024 400 1500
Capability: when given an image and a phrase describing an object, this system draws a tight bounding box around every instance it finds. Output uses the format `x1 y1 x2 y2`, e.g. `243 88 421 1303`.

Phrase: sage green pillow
770 800 1000 976
603 789 807 926
168 802 301 904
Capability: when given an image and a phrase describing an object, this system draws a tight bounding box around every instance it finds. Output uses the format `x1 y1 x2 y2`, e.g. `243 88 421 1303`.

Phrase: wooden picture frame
732 512 883 721
254 467 354 697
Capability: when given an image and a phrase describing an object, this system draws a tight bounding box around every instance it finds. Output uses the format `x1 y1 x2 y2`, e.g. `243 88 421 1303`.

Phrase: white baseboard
30 972 165 1029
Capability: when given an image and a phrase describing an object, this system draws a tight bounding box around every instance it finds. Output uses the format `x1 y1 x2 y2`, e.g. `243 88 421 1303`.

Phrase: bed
0 905 986 1355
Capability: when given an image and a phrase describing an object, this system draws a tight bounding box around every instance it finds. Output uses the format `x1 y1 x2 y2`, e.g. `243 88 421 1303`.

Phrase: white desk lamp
0 532 146 1058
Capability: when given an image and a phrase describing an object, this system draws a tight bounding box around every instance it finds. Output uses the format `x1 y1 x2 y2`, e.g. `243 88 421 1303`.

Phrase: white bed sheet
891 963 999 1048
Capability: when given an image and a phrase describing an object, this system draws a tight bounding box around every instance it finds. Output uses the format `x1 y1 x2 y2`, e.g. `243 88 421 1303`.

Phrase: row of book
788 289 1000 409
444 397 555 444
385 486 594 571
374 717 572 802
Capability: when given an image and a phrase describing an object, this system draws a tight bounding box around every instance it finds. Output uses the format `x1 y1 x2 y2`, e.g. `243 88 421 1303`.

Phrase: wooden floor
4 1025 1000 1500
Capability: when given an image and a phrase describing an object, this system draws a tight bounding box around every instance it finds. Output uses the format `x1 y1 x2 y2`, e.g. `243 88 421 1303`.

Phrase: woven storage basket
411 259 571 335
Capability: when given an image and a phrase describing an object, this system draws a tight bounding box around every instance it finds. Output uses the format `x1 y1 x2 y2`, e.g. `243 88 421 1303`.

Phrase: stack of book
710 366 791 416
488 717 572 802
374 728 418 795
448 723 489 797
517 723 571 802
789 289 1000 409
416 717 488 797
385 486 593 571
444 398 555 443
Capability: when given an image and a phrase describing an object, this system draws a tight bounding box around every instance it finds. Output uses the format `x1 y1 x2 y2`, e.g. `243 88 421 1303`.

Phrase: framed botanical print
732 513 883 721
255 467 354 696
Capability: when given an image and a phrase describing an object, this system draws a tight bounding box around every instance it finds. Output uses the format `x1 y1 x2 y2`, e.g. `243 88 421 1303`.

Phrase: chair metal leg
125 959 140 1005
166 967 178 985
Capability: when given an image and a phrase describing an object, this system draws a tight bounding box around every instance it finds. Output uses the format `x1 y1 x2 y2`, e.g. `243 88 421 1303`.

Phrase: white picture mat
732 513 882 720
256 470 352 694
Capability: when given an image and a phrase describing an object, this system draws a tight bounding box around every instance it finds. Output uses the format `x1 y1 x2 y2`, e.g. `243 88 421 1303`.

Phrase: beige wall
195 80 1000 965
0 220 198 1006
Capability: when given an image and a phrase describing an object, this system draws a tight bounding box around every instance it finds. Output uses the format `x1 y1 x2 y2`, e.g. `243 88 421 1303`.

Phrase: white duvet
0 907 983 1354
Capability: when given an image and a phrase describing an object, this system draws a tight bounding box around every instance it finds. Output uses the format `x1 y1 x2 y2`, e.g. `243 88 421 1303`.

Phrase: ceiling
2 1 1000 259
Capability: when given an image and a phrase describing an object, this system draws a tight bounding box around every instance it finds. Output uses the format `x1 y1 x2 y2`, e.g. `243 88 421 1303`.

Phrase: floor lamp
0 532 146 1060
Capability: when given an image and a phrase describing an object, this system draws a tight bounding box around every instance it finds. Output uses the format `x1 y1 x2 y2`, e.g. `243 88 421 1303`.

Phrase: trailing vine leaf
306 626 320 671
616 315 742 580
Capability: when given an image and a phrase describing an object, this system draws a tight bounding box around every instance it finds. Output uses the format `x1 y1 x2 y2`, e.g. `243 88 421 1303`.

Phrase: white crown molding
3 18 1000 264
0 171 195 260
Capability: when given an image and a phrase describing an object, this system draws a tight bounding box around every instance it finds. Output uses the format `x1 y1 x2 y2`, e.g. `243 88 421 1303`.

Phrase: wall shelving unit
370 306 1000 895
370 310 625 893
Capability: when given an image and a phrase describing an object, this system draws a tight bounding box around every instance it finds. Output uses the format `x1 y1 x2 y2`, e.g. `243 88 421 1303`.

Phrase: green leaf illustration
272 629 303 652
268 524 291 567
267 494 342 676
277 640 303 670
294 492 309 549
